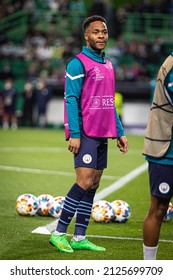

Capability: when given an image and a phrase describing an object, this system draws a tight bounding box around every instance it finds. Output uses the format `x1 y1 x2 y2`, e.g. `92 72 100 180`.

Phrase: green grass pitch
0 128 172 260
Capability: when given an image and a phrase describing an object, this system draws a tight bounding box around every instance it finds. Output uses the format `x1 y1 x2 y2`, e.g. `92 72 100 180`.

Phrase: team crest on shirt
159 182 170 194
83 154 92 164
93 66 104 81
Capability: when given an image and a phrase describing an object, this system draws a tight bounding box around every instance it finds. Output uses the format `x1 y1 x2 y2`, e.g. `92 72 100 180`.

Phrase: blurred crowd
1 0 173 19
0 78 52 129
0 0 86 18
107 35 166 82
0 0 173 129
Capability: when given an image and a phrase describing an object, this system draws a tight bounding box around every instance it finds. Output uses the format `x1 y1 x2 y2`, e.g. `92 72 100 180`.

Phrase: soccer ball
37 194 54 216
54 196 65 209
48 196 65 218
16 194 39 216
111 199 131 223
91 200 114 223
163 202 173 222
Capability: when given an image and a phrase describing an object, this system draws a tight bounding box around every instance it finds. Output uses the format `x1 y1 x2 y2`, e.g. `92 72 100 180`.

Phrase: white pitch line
31 229 173 244
0 165 74 177
0 147 67 153
31 163 148 235
86 234 173 243
0 165 118 180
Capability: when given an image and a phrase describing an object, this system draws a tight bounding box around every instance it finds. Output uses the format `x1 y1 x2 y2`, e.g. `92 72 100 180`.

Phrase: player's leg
71 137 107 251
143 162 173 259
71 168 106 251
143 194 170 259
11 113 18 130
2 110 9 129
50 132 100 253
50 133 107 252
50 167 104 252
50 181 86 253
74 168 103 236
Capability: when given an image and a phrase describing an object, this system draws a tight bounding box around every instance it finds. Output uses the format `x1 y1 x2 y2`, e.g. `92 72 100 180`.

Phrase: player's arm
115 108 128 154
117 136 128 154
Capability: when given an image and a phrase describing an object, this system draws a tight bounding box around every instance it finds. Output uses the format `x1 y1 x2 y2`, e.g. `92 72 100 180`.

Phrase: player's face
84 21 108 53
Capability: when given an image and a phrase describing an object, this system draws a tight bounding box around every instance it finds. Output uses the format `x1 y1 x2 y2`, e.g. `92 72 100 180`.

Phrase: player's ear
84 32 88 41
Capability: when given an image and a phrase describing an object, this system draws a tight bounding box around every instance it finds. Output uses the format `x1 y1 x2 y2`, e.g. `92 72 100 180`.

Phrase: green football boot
50 233 74 253
70 238 106 251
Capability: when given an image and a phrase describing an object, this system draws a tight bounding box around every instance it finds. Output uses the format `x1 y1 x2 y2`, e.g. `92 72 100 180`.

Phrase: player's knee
92 180 100 189
76 178 94 190
156 203 169 221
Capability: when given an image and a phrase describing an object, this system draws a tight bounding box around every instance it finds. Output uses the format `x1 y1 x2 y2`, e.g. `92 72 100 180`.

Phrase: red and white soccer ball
91 200 114 223
163 202 173 222
48 196 65 218
111 199 131 223
37 194 54 216
16 193 39 216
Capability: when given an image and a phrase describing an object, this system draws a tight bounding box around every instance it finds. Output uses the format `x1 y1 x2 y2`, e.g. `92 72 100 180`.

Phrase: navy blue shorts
148 162 173 198
74 131 108 169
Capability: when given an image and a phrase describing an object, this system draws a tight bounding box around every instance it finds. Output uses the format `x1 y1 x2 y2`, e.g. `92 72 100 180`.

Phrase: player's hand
117 136 128 154
68 138 81 155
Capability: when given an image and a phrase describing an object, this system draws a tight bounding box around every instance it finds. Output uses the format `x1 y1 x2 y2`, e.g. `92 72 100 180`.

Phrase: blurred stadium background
0 0 173 130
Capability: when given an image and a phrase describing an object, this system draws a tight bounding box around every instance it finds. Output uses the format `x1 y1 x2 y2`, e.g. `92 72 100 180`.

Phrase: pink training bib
76 53 117 138
64 53 117 139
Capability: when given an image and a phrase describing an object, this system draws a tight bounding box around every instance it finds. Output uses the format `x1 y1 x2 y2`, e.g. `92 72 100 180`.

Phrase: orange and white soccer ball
48 196 65 218
111 199 131 223
91 200 114 223
37 194 54 216
16 193 39 216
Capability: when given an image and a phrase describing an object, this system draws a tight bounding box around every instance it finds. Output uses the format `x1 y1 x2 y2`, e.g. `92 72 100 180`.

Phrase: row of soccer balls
91 199 131 223
16 193 173 223
15 193 131 223
16 194 65 219
92 200 173 223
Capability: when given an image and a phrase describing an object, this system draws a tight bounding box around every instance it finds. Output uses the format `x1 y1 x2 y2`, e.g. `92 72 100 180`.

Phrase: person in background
0 89 3 126
22 81 35 127
50 15 128 253
143 53 173 260
149 77 156 104
1 78 18 130
115 91 123 125
35 79 52 128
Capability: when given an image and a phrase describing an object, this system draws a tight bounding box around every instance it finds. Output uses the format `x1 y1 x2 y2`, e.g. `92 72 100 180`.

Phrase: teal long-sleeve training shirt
65 46 125 139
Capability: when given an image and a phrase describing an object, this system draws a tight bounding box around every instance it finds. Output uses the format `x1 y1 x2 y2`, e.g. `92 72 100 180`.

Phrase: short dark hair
82 15 107 32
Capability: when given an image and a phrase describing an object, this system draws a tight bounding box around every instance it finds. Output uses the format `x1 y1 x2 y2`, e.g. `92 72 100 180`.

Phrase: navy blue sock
56 183 86 233
74 189 96 236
